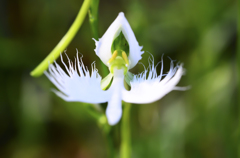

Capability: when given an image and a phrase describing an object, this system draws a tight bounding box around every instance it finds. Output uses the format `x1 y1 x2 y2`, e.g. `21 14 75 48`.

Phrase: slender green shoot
120 103 132 158
237 0 240 156
88 0 99 39
30 0 91 77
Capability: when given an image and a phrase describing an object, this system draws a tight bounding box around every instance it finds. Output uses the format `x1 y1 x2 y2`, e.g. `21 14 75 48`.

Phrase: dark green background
0 0 237 157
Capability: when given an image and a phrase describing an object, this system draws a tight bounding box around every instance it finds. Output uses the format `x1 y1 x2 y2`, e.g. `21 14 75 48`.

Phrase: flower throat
108 31 130 74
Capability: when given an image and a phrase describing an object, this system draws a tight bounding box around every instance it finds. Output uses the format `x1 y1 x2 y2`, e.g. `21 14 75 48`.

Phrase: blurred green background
0 0 238 157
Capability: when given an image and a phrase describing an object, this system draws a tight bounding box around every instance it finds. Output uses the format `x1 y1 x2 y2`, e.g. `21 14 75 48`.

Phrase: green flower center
108 30 130 75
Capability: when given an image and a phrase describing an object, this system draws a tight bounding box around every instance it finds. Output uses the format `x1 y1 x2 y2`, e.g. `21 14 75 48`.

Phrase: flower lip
94 12 144 70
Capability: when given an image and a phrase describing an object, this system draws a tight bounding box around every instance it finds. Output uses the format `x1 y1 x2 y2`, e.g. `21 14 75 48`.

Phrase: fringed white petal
94 12 144 69
44 53 110 103
122 57 186 104
106 69 125 125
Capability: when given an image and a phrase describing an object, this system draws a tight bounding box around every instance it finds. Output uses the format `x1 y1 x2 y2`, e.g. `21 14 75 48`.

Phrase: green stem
120 103 132 158
31 0 91 77
237 0 240 156
88 0 109 76
106 131 115 158
84 104 114 158
88 0 99 39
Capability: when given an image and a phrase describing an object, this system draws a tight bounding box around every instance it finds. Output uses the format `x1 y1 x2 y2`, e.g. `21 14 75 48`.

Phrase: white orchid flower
45 12 186 125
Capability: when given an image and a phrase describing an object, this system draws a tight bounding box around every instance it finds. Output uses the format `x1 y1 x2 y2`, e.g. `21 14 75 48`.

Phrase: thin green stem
31 0 91 77
237 0 240 156
88 0 99 39
120 103 132 158
106 131 115 158
88 0 109 76
84 103 114 158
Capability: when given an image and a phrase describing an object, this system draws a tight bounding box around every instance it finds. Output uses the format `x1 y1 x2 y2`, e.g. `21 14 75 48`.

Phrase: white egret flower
45 12 186 125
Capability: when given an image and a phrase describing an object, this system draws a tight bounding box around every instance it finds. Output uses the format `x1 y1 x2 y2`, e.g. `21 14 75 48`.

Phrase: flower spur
45 12 186 125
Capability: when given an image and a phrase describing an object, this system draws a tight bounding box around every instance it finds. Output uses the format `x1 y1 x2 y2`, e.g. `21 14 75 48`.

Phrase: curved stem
120 103 132 158
31 0 91 77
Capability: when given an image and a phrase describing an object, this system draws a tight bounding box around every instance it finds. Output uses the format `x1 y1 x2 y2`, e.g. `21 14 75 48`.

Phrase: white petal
106 69 125 125
44 53 110 103
106 91 122 125
122 59 186 104
94 12 144 69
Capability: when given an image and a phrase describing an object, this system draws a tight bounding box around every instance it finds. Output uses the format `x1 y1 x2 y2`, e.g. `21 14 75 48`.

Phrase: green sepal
101 73 113 90
124 71 134 86
111 31 129 56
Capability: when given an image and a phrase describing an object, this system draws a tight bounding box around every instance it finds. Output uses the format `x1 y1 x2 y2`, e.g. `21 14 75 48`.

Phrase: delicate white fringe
132 55 181 84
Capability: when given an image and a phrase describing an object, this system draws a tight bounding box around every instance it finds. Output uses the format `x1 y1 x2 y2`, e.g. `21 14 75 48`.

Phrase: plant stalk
88 0 99 39
120 103 132 158
31 0 91 77
237 0 240 156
